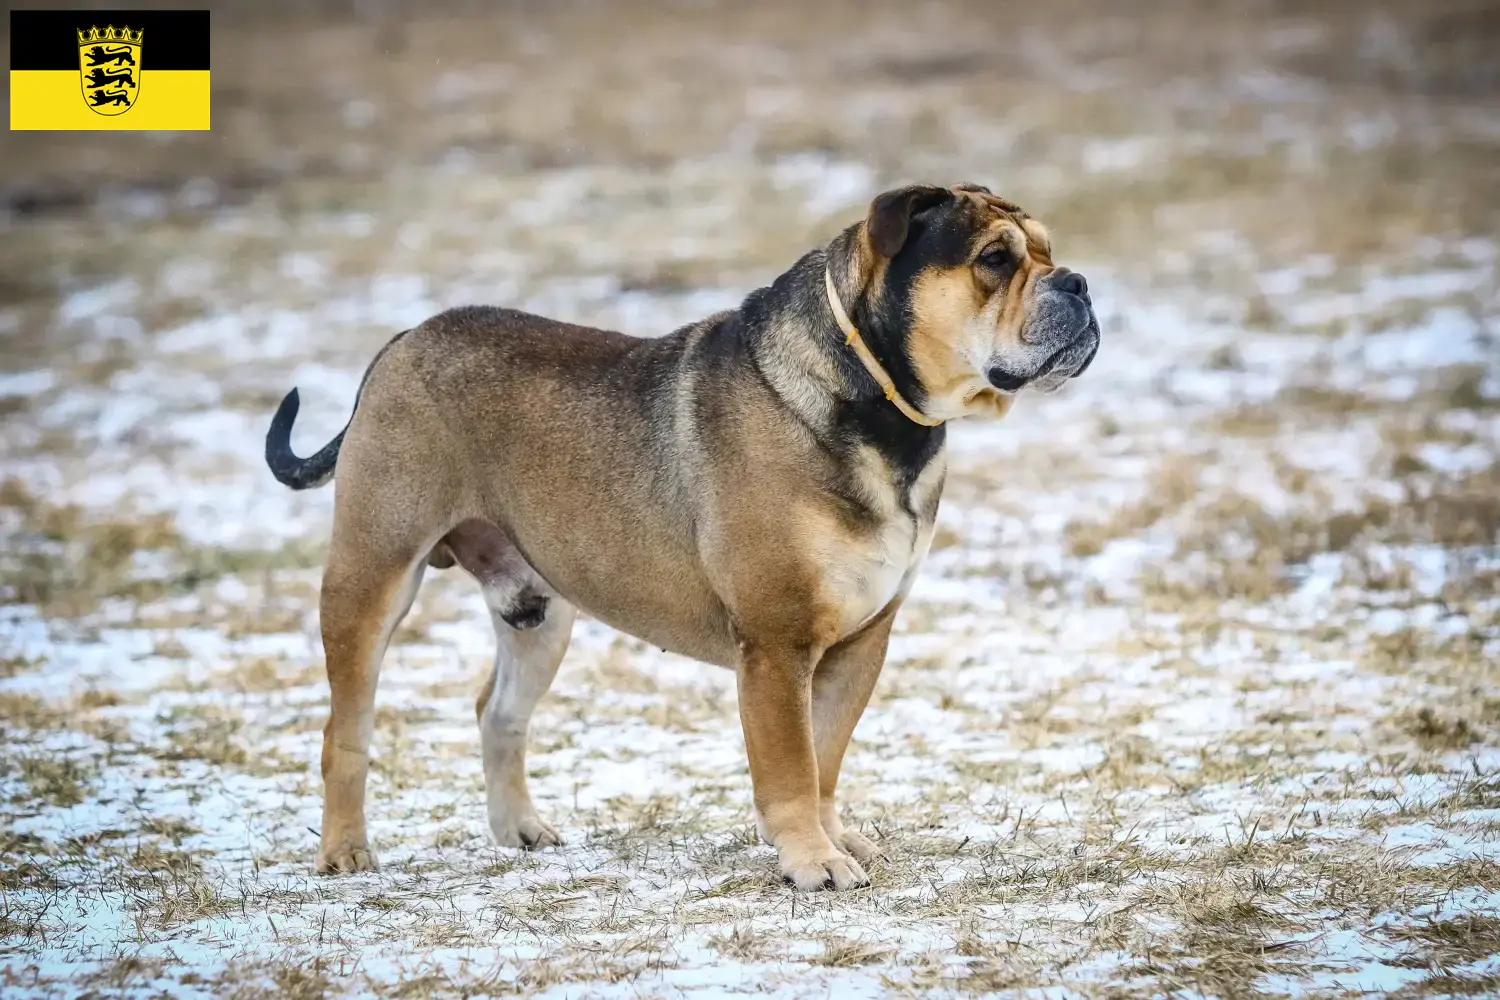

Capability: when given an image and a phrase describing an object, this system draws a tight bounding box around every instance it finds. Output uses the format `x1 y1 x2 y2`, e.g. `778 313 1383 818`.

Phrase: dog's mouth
987 290 1101 394
1066 329 1100 378
986 321 1100 394
985 367 1029 392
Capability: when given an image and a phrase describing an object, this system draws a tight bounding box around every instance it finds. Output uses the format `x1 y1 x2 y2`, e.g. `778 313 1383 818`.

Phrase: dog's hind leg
315 509 433 875
810 606 898 865
476 594 574 848
444 520 574 848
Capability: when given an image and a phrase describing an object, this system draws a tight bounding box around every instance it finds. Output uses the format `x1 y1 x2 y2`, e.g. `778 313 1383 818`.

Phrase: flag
10 9 209 130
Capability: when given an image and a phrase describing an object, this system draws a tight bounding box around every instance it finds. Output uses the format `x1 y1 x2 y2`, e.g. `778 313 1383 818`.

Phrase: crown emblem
76 25 144 45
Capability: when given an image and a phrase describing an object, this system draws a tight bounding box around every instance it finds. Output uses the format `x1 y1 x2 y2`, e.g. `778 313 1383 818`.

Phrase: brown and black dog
265 183 1099 890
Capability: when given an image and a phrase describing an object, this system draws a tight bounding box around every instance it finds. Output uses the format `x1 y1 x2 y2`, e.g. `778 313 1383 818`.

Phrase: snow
4 121 1498 1000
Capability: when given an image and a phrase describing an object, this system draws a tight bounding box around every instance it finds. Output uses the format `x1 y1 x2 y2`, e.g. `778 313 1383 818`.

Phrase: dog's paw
490 811 563 850
315 841 379 875
779 850 869 891
832 827 884 864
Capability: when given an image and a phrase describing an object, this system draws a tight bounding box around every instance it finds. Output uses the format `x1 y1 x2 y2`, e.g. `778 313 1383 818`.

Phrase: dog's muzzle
987 270 1100 394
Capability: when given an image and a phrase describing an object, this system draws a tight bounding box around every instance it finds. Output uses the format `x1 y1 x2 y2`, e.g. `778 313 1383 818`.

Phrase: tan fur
804 445 944 636
270 182 1099 890
904 208 1069 421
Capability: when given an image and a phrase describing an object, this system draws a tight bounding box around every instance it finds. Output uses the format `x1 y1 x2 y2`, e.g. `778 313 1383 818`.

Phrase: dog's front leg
812 607 897 865
737 640 870 891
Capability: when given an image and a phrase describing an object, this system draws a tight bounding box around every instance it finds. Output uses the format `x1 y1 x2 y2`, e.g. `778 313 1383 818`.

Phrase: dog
264 183 1100 890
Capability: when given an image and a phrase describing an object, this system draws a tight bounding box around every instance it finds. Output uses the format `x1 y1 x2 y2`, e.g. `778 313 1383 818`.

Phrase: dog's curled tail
265 387 345 491
265 328 411 491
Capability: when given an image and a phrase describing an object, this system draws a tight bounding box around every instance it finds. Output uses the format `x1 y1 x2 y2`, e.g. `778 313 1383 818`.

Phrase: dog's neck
740 235 945 484
823 267 943 428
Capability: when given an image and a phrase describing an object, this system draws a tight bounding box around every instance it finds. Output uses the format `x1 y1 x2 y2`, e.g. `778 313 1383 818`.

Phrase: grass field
2 2 1498 996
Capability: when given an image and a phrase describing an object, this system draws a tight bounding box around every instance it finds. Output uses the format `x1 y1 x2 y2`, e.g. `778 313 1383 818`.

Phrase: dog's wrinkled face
857 183 1100 420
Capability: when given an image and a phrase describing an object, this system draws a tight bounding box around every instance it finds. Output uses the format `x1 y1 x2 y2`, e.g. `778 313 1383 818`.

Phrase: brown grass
1396 707 1479 752
1065 457 1200 558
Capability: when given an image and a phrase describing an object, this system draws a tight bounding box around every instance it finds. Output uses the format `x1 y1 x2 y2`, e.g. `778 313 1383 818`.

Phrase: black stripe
10 10 209 71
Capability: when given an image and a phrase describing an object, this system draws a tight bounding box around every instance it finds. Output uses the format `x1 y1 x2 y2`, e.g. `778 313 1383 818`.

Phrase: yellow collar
823 266 944 427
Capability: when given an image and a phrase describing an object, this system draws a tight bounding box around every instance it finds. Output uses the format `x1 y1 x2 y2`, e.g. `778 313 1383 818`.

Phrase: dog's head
836 183 1100 421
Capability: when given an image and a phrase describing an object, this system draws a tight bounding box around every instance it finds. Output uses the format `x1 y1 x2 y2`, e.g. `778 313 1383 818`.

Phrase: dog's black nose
1055 270 1087 297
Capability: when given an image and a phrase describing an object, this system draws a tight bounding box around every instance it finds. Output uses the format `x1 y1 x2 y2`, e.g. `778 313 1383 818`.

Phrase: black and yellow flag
10 10 209 130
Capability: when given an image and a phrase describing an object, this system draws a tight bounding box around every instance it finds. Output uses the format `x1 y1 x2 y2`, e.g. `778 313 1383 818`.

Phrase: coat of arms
77 24 143 116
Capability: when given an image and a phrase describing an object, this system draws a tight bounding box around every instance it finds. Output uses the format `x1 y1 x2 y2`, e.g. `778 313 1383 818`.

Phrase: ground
2 2 1499 997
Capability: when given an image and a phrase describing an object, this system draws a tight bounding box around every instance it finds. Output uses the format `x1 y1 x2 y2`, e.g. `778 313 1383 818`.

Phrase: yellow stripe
10 70 210 130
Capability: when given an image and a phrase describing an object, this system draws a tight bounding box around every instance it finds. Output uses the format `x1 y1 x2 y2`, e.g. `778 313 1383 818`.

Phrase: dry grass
1396 707 1480 752
0 479 325 619
1065 458 1201 558
1386 914 1500 968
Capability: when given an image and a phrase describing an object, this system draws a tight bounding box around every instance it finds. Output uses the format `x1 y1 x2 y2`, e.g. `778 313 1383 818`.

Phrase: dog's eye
978 245 1012 268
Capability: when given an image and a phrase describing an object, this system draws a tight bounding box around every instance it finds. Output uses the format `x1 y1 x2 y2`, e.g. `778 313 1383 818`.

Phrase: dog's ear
864 184 953 259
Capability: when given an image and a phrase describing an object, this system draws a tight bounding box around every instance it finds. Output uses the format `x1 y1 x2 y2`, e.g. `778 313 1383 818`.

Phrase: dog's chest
819 455 943 637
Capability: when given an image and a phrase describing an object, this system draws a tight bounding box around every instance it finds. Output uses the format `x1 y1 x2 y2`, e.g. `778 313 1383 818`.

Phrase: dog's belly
519 541 742 668
575 591 741 668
